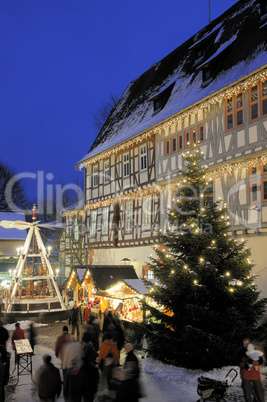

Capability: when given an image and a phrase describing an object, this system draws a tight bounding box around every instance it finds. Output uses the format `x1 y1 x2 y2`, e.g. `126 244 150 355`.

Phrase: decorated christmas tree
143 146 267 369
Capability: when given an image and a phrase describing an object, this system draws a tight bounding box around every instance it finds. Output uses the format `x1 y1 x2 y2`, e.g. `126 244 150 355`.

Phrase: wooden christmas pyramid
0 209 65 313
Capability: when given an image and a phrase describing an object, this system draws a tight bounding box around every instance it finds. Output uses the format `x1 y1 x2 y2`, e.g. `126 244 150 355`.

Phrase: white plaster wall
237 130 245 148
245 236 267 299
249 125 258 144
92 245 157 278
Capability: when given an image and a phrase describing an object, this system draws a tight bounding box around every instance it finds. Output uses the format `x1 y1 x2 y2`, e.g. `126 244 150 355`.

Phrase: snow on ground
4 321 267 401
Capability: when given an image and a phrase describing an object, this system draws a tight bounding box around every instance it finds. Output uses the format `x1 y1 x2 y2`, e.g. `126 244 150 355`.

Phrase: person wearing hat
246 343 263 371
239 338 265 402
54 325 74 362
68 302 83 341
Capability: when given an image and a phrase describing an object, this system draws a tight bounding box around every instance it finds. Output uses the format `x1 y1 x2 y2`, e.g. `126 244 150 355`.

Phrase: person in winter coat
0 345 10 401
11 322 25 350
11 322 25 364
102 311 116 335
62 342 85 402
84 302 91 324
82 341 100 402
34 354 62 402
238 337 265 402
81 363 99 402
86 315 101 352
98 332 119 369
110 323 125 356
62 341 84 373
81 331 98 366
111 367 140 402
124 343 140 378
0 322 9 349
0 357 5 402
54 326 74 362
97 352 117 398
246 343 263 370
68 302 82 341
28 320 37 354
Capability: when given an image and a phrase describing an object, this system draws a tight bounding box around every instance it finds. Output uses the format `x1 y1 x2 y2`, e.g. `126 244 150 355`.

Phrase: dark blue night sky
0 0 237 200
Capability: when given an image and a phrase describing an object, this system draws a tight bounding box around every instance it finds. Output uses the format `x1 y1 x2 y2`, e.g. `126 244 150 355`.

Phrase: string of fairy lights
63 70 267 293
77 67 267 170
152 235 255 294
62 68 267 218
63 148 267 218
65 148 257 294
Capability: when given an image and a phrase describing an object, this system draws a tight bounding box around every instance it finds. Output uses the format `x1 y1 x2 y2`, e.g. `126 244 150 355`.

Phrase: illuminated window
261 79 267 117
93 165 99 187
226 96 233 130
250 84 259 121
102 207 109 235
171 136 177 153
250 182 258 203
147 270 154 279
262 163 267 174
184 131 190 147
165 139 170 155
191 128 197 145
249 165 257 176
226 92 244 130
142 195 152 230
123 152 130 177
140 143 147 171
235 91 243 126
262 179 267 201
178 134 183 150
104 159 110 183
198 125 204 142
125 200 133 233
205 182 214 206
90 210 97 237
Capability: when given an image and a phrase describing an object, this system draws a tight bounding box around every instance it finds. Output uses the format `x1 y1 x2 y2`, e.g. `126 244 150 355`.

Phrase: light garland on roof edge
78 68 267 168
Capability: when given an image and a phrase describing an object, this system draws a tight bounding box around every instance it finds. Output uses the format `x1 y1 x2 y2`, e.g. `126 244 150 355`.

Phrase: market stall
97 279 149 322
65 265 139 320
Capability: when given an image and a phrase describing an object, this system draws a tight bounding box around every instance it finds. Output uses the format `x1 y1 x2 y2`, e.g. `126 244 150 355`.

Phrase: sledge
196 368 238 401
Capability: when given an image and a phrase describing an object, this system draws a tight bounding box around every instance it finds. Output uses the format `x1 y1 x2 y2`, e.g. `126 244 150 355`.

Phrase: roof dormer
190 23 223 67
151 81 175 114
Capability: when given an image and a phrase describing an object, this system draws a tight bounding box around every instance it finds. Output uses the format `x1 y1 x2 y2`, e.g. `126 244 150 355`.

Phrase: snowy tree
142 146 267 369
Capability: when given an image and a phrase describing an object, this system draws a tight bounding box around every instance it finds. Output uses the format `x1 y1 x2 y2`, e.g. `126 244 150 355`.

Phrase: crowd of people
1 308 266 402
47 304 142 402
0 304 142 402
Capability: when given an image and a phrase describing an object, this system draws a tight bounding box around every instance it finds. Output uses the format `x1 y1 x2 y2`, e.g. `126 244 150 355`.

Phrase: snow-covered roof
0 212 27 240
124 278 159 295
197 35 238 69
76 267 86 282
77 0 267 167
189 22 223 49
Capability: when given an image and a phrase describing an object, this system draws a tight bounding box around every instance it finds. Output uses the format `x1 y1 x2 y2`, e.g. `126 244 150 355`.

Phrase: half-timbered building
63 0 267 295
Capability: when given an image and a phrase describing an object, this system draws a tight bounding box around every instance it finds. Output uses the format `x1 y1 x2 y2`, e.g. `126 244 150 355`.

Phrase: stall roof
124 279 158 295
76 267 86 282
74 265 138 290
